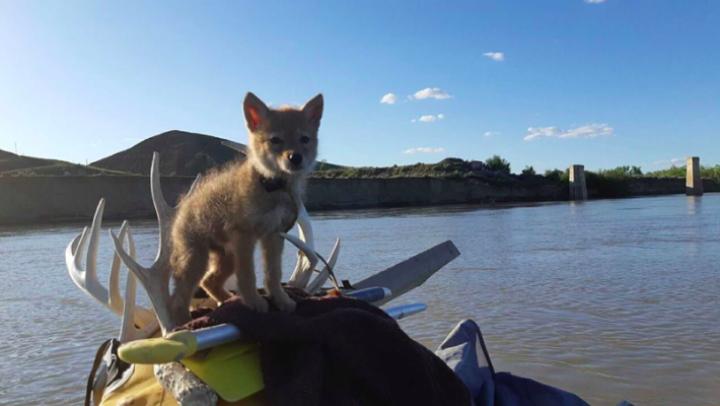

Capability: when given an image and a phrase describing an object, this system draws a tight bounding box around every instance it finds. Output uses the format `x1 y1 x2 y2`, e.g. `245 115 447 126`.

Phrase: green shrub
521 166 536 177
646 164 720 181
485 155 511 174
543 168 568 182
596 166 643 178
702 165 720 180
585 170 630 197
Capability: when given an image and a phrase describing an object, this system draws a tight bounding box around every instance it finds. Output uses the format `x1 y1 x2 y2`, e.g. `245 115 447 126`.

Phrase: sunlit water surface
1 194 718 405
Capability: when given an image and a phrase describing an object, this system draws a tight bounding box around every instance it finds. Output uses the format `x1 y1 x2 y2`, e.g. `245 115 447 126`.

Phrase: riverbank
1 174 718 225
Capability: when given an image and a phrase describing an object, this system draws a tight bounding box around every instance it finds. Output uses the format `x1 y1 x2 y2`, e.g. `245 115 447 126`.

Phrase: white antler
67 199 163 401
110 151 184 334
117 226 162 341
306 238 341 293
282 227 342 292
287 205 319 288
109 152 214 404
65 198 157 328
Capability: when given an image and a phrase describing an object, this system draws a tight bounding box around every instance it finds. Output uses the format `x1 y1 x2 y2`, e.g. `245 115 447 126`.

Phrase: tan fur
168 92 323 323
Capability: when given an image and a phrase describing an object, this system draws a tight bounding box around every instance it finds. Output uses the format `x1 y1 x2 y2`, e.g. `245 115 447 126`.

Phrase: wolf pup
168 92 323 323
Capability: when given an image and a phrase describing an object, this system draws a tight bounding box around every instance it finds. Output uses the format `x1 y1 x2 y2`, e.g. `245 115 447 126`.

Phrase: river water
0 194 718 405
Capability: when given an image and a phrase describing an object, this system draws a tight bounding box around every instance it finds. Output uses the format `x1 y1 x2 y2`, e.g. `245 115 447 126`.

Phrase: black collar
259 176 287 192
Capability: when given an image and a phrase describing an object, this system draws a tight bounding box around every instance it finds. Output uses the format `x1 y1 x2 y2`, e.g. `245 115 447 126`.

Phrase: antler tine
119 252 140 341
187 173 202 196
86 199 110 304
108 221 130 310
306 238 341 293
150 152 176 266
67 226 88 273
118 226 161 340
112 223 158 338
287 204 319 288
281 228 320 289
66 200 116 308
117 222 138 342
112 151 195 334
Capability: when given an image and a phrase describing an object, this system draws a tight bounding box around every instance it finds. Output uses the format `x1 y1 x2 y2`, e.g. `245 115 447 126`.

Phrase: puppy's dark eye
300 135 311 144
270 137 283 145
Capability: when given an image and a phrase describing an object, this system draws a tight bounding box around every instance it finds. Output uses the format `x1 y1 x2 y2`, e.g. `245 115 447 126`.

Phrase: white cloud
380 93 397 104
483 131 499 137
585 0 607 3
523 123 614 141
412 113 445 123
403 147 446 154
483 52 505 62
410 87 452 100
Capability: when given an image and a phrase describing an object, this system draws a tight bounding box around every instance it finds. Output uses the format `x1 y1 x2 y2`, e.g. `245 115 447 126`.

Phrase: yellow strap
118 331 198 364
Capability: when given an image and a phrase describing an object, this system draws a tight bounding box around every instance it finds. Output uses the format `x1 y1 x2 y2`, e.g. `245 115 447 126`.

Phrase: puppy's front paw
241 292 269 313
270 291 296 312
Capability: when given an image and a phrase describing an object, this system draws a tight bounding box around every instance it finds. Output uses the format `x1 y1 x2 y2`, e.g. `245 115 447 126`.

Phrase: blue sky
1 0 718 172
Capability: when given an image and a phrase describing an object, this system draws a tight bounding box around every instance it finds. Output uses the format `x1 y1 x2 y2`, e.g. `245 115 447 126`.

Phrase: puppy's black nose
288 153 303 167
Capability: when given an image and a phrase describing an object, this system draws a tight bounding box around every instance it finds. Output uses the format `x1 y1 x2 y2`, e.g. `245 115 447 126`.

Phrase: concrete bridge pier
569 164 588 201
686 157 703 196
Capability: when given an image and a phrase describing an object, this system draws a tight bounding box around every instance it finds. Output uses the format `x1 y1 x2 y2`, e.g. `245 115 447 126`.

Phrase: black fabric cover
186 291 471 406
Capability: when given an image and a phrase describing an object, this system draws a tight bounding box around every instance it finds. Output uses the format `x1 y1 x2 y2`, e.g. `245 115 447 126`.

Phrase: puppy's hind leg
200 249 234 305
231 237 269 312
260 233 296 312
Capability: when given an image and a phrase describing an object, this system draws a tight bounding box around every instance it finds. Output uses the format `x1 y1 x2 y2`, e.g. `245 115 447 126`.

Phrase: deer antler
65 199 157 329
282 230 342 291
110 151 187 334
67 200 161 400
306 238 341 293
286 205 319 288
117 226 164 341
109 152 215 404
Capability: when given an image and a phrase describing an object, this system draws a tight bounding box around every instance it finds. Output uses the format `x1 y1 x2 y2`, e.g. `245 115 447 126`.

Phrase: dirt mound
91 130 245 176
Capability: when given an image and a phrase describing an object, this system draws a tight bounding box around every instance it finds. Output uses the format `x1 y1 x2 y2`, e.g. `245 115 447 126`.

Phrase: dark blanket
186 291 471 406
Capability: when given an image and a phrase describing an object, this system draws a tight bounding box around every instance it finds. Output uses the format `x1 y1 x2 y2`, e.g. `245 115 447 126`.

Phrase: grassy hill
314 157 513 179
0 149 60 173
0 150 134 176
91 130 245 176
1 162 137 176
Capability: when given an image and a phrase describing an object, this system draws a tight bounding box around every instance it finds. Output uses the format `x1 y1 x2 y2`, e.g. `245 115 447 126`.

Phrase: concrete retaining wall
0 176 566 225
587 177 720 198
0 175 716 225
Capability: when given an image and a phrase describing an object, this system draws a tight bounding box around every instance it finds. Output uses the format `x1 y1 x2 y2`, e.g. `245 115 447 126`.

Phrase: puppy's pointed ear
244 92 270 132
302 94 323 128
